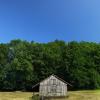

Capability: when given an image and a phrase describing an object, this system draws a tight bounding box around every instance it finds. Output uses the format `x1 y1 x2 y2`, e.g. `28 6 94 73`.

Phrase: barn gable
39 75 68 97
32 74 71 97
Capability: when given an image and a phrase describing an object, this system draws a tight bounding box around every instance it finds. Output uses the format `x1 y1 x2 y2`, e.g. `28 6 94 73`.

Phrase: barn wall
39 75 67 97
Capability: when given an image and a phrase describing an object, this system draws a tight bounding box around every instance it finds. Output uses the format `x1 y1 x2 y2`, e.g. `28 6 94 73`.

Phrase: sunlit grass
0 91 33 100
70 90 100 100
0 90 99 100
50 90 100 100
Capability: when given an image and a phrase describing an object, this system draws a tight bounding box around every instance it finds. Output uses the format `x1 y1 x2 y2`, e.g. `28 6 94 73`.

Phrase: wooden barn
32 74 71 98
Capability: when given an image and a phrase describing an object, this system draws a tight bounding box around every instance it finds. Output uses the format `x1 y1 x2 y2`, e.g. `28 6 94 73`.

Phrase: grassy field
0 90 99 100
0 91 33 100
68 90 100 100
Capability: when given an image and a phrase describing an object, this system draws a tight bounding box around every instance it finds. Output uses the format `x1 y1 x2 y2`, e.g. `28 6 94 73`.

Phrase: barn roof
32 74 72 89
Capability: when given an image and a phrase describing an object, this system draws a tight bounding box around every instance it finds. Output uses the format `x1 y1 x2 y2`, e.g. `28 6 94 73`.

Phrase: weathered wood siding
39 75 67 97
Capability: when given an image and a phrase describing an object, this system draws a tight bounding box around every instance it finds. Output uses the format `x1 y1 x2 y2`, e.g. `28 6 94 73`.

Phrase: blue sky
0 0 100 43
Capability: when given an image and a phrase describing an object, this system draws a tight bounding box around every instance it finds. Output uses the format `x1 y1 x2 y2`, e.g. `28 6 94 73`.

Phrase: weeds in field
32 94 39 100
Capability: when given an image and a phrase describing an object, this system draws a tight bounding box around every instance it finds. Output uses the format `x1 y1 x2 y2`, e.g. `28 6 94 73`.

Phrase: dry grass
68 90 100 100
51 90 100 100
0 90 99 100
0 91 33 100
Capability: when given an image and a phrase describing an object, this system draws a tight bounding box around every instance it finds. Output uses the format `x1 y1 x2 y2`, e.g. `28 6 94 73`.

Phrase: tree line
0 39 100 91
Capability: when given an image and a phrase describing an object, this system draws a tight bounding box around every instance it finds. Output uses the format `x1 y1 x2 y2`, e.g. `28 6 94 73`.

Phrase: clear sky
0 0 100 43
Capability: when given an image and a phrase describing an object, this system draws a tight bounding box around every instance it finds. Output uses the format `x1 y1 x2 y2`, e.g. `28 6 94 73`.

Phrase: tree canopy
0 39 100 91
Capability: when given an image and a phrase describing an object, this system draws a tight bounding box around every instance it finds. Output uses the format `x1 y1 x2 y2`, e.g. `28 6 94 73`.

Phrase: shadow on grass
31 95 69 100
32 94 40 100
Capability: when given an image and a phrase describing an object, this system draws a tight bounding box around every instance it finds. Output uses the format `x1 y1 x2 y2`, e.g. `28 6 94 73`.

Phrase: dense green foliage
0 39 100 90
